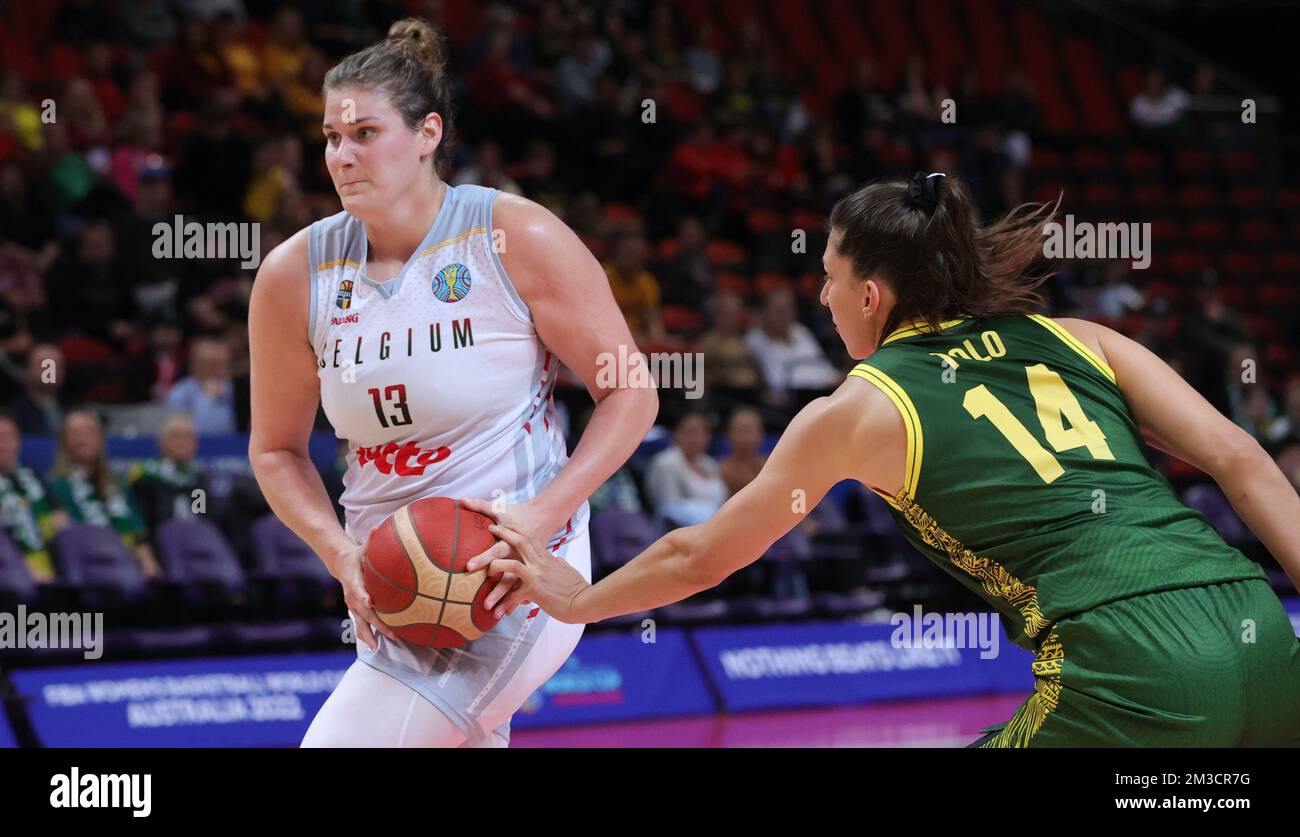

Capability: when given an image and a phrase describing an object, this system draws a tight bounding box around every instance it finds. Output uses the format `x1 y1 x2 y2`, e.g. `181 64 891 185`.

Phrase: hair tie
907 171 946 214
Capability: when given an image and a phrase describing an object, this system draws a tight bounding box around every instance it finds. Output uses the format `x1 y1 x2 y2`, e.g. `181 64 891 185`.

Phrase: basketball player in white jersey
248 19 658 747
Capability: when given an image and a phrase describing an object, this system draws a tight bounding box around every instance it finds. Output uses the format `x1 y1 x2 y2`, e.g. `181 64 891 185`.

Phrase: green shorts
974 578 1300 747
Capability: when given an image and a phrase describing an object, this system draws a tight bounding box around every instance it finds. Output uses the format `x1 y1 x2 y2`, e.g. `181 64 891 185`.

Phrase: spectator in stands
657 216 715 308
1130 67 1189 142
556 26 613 112
128 413 209 531
745 286 841 401
47 410 160 577
589 465 646 516
718 406 766 495
0 70 46 156
514 141 565 210
0 160 56 255
0 410 66 582
832 58 894 149
165 334 237 435
604 231 667 347
1276 439 1300 495
44 220 138 349
7 343 67 437
698 292 761 407
1235 384 1289 447
644 410 728 526
452 140 522 195
1272 375 1300 444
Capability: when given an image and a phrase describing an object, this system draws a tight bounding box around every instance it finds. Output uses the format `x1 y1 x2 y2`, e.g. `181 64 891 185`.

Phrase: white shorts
302 530 591 747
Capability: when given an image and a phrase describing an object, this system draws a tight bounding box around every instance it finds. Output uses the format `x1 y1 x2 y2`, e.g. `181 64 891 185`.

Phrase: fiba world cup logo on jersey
432 262 472 303
335 278 354 310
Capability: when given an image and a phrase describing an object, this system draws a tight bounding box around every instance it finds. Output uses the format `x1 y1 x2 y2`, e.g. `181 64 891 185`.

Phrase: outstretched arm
467 379 899 622
1082 320 1300 593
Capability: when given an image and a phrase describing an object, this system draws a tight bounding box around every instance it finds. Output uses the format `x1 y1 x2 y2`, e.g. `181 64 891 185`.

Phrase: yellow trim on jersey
417 226 488 259
1028 314 1117 385
880 317 968 347
315 258 361 272
892 491 1051 640
981 628 1063 748
847 364 922 499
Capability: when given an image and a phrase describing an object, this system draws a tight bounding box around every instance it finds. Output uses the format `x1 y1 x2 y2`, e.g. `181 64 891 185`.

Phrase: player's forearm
570 525 719 622
1214 446 1300 594
530 385 658 532
250 449 354 575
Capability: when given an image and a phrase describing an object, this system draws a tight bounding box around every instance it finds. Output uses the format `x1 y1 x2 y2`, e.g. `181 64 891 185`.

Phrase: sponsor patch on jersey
336 278 354 310
356 441 451 476
432 262 472 303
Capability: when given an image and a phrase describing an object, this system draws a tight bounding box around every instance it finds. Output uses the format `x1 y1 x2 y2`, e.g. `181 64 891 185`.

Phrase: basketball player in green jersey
465 173 1300 746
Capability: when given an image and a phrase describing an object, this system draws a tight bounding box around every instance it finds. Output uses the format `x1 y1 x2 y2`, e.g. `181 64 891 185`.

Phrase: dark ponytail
323 18 455 175
829 173 1060 345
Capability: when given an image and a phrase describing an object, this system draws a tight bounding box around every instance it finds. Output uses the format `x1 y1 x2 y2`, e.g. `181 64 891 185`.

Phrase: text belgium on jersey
318 318 475 368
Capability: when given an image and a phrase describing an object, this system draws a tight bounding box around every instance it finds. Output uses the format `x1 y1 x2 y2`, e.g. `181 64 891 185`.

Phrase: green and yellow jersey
851 314 1266 653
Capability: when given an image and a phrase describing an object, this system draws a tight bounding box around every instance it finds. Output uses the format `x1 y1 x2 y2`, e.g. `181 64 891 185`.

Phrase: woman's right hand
329 541 400 651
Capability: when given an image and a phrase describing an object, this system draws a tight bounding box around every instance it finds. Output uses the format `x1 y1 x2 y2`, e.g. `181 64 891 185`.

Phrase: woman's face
322 86 443 217
64 413 103 465
727 411 762 454
676 415 712 458
160 422 197 462
821 230 888 361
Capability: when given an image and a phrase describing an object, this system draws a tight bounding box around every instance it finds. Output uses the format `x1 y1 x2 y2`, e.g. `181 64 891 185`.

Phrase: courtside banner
692 619 1035 712
0 708 15 748
511 627 714 728
11 652 354 747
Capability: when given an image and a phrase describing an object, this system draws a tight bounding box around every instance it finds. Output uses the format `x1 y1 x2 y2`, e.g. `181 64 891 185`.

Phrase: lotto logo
358 442 451 476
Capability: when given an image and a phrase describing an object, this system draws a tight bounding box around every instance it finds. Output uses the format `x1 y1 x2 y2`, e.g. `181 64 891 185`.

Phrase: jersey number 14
963 363 1114 483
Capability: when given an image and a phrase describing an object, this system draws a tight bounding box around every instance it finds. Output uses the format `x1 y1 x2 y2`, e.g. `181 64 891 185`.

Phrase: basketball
362 496 504 648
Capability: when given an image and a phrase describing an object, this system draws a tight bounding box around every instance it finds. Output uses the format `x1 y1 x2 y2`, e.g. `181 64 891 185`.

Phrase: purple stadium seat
587 509 660 625
53 523 148 602
1183 484 1247 545
155 519 245 594
0 530 38 604
589 509 659 573
251 515 333 583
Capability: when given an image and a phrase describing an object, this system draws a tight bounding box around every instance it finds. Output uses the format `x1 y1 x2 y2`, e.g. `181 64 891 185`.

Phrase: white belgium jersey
307 184 587 550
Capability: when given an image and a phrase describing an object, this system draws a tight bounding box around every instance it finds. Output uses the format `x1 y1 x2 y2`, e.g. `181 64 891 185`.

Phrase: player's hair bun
386 18 447 79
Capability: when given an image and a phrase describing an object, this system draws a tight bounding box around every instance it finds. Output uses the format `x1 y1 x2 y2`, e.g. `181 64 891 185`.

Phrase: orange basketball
363 497 504 648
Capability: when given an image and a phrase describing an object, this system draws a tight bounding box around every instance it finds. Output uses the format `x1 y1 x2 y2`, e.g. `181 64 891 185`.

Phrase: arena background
0 0 1297 748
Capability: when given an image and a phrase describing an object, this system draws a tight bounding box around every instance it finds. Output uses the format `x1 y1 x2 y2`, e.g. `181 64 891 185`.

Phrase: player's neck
363 179 447 264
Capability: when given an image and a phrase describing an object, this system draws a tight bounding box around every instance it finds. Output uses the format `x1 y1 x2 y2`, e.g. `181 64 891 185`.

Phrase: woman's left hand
461 497 590 623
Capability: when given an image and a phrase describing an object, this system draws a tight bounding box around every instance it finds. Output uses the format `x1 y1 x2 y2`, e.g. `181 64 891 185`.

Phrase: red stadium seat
1175 185 1218 209
1220 251 1265 277
706 241 746 268
1132 183 1169 208
1174 150 1214 175
1184 219 1227 244
1121 149 1162 175
1239 219 1280 243
716 272 752 295
1227 186 1266 210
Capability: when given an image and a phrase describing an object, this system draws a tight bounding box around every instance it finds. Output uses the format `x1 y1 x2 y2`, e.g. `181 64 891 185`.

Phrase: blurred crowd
0 0 1296 603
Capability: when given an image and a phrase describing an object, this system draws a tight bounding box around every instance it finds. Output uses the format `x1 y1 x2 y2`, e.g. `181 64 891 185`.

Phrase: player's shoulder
829 369 907 438
249 225 313 320
490 190 554 235
1028 315 1114 371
